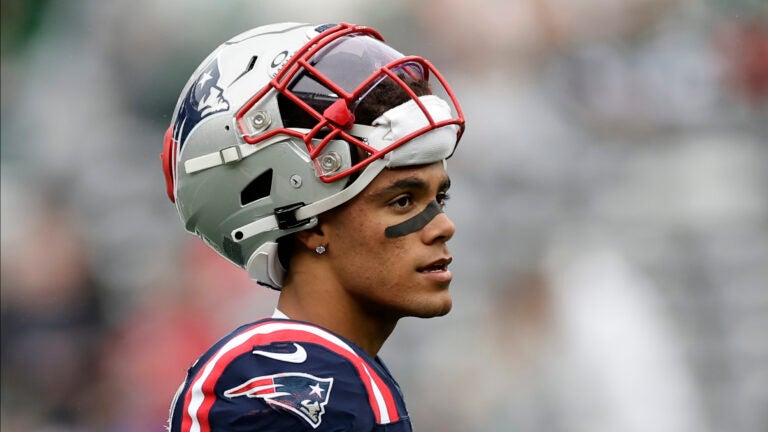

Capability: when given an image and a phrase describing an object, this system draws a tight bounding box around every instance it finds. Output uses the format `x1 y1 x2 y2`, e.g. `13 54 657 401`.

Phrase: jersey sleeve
169 319 404 432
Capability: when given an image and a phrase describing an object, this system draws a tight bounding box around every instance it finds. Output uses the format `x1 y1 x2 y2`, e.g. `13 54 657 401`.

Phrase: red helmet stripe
160 125 177 203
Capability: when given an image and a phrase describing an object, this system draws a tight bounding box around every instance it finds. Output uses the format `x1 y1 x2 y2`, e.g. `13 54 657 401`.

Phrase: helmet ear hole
241 168 273 205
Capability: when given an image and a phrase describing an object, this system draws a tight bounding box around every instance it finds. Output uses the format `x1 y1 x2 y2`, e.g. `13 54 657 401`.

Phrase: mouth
417 257 453 273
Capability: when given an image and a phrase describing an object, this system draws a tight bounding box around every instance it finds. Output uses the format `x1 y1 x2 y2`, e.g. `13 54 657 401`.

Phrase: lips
417 257 452 273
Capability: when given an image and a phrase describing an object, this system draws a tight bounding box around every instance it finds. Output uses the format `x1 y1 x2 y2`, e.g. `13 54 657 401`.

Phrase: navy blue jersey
168 317 412 431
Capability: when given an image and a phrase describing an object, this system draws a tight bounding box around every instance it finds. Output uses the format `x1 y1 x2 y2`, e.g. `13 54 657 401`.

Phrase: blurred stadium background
1 0 766 431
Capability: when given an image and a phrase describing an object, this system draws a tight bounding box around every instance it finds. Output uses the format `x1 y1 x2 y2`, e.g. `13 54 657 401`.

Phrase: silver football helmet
161 22 465 289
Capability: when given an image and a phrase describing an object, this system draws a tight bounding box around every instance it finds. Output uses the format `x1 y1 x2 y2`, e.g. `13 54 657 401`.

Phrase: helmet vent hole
245 55 258 72
241 168 273 206
231 55 259 86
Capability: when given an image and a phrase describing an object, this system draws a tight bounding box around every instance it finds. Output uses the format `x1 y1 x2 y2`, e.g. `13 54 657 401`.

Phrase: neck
278 257 397 357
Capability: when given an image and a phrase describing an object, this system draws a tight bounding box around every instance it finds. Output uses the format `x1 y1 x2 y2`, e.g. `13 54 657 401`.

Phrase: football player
161 22 465 431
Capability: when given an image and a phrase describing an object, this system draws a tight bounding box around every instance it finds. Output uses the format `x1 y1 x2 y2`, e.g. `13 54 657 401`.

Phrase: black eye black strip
384 200 442 238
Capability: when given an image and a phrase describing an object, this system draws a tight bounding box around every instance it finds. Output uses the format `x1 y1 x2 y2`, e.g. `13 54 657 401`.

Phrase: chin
433 301 453 317
411 297 453 318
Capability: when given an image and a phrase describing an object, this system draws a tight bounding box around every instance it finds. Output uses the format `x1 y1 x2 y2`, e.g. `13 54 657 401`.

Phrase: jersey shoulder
169 318 410 432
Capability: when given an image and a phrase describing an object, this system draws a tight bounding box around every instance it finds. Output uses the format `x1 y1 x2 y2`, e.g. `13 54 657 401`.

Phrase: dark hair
353 78 431 125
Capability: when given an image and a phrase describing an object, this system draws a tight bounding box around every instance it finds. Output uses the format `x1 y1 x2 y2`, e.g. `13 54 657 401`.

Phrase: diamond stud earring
315 245 327 255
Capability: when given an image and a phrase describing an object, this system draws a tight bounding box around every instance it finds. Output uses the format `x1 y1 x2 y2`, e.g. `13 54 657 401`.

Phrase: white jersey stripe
362 363 390 423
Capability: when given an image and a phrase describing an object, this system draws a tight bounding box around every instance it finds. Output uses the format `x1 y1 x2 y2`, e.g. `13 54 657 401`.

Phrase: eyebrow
371 176 451 200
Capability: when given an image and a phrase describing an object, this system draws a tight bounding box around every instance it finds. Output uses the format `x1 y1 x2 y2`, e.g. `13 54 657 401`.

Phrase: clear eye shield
235 23 465 182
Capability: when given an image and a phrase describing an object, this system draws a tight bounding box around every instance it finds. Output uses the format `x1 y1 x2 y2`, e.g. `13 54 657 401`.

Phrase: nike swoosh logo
252 343 307 363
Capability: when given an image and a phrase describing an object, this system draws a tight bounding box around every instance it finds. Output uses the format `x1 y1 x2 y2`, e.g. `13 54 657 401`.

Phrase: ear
294 224 326 252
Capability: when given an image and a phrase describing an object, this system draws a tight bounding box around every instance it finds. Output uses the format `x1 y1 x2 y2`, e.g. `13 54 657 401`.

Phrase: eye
436 192 451 208
390 195 413 210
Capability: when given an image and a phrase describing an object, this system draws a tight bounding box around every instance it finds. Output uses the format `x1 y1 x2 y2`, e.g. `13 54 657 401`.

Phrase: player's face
322 161 455 320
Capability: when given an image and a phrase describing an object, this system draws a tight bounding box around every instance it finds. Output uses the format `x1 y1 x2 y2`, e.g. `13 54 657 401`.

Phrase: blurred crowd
1 1 766 431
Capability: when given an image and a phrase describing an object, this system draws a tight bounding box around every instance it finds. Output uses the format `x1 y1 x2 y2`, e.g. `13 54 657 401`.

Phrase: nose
422 211 455 244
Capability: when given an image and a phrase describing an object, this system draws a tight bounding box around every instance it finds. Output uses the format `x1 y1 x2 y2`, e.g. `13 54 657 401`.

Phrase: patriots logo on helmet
173 57 230 150
224 372 334 428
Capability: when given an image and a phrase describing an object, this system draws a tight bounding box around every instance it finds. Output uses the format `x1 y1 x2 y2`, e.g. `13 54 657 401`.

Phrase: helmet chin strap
233 157 388 243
